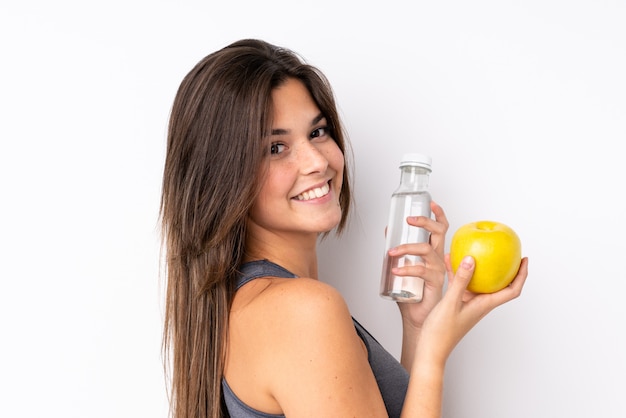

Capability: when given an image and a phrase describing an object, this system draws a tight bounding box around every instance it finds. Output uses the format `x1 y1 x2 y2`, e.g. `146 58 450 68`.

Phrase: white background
1 1 624 417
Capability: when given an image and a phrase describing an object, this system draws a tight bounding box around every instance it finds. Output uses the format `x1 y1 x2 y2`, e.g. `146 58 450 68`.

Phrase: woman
160 38 529 418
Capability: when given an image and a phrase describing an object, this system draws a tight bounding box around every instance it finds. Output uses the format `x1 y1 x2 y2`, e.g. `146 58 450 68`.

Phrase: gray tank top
222 260 409 418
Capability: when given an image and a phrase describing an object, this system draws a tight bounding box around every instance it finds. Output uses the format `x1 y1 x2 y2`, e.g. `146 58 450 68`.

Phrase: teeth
297 183 330 201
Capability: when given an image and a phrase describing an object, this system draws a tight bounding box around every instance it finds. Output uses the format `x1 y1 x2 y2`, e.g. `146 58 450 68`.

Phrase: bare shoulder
231 276 347 317
232 277 356 351
227 277 387 416
266 277 351 322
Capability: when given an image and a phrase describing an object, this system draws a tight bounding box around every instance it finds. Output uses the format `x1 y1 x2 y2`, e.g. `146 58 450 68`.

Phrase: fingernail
461 255 475 269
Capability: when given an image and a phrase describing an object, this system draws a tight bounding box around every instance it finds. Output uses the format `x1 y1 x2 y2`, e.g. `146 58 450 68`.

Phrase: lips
295 182 330 201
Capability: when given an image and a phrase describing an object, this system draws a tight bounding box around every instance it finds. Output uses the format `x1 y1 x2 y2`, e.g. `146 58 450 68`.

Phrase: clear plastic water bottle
380 153 432 303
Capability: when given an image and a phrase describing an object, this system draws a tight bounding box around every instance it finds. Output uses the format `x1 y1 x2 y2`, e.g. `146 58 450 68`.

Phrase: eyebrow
270 113 326 136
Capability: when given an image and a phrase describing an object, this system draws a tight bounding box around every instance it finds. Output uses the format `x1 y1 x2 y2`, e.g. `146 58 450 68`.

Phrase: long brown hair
160 39 353 418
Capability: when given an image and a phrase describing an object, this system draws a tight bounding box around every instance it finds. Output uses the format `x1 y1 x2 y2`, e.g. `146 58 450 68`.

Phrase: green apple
450 220 522 293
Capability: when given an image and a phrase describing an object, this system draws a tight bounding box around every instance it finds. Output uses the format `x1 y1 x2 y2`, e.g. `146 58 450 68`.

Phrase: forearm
401 318 449 418
401 358 445 418
400 319 420 371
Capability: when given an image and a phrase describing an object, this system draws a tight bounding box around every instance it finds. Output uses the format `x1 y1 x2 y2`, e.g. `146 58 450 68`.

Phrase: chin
321 213 343 233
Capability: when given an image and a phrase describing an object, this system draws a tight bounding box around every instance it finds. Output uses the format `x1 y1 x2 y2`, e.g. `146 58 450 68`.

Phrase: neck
244 229 320 279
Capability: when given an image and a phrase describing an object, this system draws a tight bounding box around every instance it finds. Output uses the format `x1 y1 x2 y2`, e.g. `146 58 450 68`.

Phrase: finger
390 242 446 267
391 262 426 280
430 200 449 231
388 242 431 258
406 213 446 235
406 215 446 255
446 254 475 297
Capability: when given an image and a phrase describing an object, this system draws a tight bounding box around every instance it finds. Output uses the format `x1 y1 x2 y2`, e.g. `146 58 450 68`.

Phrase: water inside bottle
379 191 430 303
380 254 425 303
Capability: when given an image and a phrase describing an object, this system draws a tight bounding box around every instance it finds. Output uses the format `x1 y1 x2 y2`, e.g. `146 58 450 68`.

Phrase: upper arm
263 279 388 417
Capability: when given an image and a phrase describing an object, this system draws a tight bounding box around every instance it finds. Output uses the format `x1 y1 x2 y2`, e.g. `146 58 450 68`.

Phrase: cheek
249 172 276 220
257 166 293 200
328 142 345 179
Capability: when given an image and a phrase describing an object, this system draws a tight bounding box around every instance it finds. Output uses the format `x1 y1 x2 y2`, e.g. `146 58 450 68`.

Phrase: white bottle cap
400 153 432 170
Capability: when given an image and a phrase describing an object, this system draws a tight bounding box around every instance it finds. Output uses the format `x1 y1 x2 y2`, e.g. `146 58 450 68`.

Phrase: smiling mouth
295 182 330 201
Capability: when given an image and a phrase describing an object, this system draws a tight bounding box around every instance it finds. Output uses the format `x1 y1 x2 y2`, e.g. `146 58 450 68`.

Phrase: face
247 78 344 239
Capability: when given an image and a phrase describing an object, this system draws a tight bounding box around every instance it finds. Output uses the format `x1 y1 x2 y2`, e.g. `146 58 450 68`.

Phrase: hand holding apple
450 220 522 293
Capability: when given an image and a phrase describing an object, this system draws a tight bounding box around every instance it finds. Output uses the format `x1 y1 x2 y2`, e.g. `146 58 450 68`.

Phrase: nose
297 140 329 175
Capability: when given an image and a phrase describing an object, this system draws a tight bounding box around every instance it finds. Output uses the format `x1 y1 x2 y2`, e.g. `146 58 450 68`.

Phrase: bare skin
223 78 529 417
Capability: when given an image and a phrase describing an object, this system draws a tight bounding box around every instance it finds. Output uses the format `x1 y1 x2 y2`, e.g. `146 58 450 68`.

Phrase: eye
310 126 330 139
270 142 286 155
